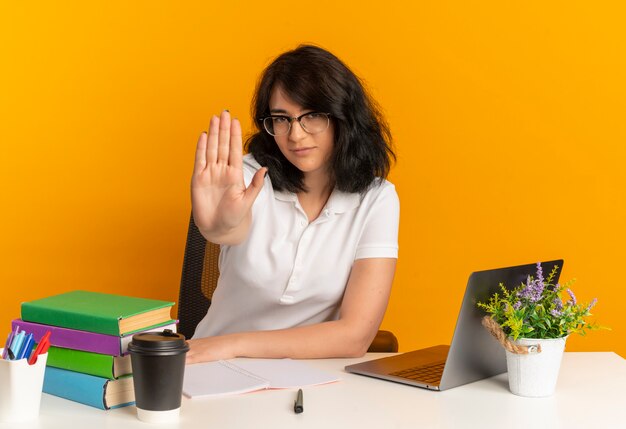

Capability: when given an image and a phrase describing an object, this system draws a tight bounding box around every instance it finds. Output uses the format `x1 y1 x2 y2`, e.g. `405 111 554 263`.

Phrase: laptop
345 260 564 391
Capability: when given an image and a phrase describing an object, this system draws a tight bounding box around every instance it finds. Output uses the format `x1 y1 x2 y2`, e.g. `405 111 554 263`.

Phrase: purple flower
534 280 546 302
567 288 577 306
550 297 563 317
586 298 598 312
517 276 533 299
513 301 521 310
550 308 562 317
518 275 545 303
536 262 544 287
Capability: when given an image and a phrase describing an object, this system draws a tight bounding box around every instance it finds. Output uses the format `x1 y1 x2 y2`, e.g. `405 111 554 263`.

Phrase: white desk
2 352 625 429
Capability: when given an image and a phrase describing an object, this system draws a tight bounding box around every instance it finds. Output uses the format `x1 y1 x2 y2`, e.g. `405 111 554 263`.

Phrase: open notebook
183 358 339 398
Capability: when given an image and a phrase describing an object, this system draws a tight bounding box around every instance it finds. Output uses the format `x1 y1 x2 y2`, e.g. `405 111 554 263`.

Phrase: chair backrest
177 214 217 340
178 213 398 352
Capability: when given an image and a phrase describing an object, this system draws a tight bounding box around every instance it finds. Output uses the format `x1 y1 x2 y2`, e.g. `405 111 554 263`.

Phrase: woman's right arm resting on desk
191 111 267 245
186 256 396 363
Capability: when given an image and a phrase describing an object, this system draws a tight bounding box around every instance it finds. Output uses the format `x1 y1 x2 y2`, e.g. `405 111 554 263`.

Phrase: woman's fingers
243 167 267 207
206 115 219 164
229 117 243 169
200 111 241 170
193 131 208 174
217 110 231 163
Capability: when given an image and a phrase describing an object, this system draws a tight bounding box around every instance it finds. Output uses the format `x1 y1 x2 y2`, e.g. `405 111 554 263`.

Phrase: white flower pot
505 336 567 397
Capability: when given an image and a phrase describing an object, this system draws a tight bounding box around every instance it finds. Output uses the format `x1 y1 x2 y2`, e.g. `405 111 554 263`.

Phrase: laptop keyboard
390 361 446 384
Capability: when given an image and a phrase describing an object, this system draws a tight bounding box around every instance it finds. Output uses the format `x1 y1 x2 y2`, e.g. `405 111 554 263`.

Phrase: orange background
1 2 624 357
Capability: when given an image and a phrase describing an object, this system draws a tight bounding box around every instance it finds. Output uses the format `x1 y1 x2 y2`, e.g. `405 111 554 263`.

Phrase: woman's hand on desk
191 110 267 245
186 335 239 364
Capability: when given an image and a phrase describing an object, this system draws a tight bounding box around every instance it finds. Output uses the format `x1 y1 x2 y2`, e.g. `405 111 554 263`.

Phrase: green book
21 290 175 336
47 346 132 379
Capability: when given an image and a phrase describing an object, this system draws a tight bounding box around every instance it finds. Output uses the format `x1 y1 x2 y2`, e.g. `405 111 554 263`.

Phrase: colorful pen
17 333 35 360
6 347 16 360
10 330 26 360
28 331 51 365
2 331 15 360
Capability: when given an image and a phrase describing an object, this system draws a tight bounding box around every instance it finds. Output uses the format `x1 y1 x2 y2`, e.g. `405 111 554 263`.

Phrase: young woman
187 45 399 364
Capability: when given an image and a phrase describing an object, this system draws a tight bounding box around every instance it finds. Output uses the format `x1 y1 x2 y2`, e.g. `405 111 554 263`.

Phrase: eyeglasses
260 112 331 136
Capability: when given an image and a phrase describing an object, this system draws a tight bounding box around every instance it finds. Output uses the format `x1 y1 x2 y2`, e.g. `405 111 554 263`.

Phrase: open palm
191 111 266 241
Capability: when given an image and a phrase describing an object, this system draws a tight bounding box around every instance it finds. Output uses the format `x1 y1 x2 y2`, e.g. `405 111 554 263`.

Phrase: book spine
47 346 118 379
12 319 122 355
21 302 119 335
43 367 109 409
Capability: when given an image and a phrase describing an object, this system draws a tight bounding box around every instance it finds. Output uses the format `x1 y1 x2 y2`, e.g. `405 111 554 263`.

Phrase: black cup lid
129 329 188 352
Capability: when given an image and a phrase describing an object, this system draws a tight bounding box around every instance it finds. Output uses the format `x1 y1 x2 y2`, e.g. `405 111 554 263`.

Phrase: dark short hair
245 45 395 194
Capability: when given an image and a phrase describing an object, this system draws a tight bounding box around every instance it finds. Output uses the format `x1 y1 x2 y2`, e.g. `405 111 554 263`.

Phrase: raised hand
191 110 267 244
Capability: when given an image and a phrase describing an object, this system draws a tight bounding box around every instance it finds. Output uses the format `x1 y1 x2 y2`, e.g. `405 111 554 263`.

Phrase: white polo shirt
192 154 399 338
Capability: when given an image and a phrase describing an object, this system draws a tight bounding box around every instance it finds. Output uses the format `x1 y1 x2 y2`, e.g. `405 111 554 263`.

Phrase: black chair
178 214 398 352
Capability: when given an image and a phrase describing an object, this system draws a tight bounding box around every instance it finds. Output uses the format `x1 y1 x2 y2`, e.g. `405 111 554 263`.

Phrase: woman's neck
298 170 334 222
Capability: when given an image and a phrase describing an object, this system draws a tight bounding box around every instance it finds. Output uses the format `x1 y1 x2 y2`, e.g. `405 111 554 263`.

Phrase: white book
182 358 340 398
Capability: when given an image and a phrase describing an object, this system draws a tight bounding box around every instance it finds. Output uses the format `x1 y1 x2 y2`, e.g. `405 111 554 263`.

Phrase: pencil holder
0 350 48 423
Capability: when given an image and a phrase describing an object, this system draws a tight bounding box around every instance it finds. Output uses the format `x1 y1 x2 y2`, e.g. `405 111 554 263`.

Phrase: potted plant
477 262 601 397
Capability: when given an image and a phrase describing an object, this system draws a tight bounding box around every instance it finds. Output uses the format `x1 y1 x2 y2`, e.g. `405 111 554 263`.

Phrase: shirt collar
325 189 361 214
274 188 361 214
274 190 297 202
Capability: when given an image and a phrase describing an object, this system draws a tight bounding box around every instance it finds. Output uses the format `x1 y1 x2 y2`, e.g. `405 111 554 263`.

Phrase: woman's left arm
186 257 396 363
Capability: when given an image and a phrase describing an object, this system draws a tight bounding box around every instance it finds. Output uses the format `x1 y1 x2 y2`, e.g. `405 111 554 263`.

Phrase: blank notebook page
183 361 268 397
231 358 339 388
182 358 339 398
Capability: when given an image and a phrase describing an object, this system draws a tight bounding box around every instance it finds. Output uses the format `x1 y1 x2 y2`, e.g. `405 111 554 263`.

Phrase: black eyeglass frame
257 112 332 136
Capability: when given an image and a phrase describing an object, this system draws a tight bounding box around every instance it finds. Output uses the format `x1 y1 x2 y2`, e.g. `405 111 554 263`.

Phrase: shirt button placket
284 223 310 301
281 206 307 305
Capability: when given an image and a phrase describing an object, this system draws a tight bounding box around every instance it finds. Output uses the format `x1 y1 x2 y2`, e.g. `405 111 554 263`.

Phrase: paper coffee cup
128 330 189 423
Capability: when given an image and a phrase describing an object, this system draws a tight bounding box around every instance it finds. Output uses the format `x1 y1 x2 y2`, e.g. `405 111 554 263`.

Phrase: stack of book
14 290 176 410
